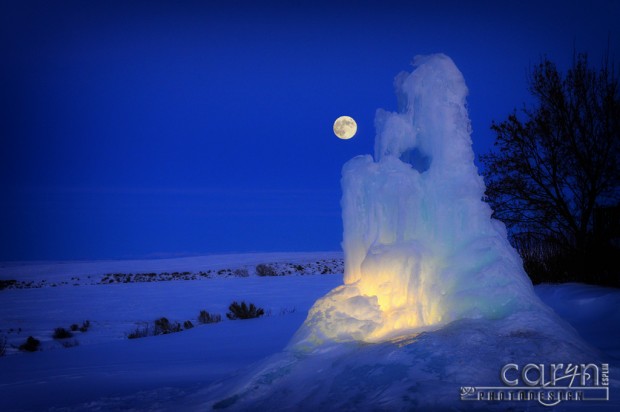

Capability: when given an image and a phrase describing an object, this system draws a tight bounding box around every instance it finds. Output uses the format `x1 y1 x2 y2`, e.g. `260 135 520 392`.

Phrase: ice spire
294 54 541 344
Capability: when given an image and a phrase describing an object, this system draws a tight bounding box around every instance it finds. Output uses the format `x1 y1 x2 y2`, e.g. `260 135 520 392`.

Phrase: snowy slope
192 295 618 412
0 253 343 411
535 283 620 360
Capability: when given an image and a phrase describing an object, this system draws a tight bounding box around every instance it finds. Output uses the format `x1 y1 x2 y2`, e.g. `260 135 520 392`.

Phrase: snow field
0 256 342 411
0 255 618 411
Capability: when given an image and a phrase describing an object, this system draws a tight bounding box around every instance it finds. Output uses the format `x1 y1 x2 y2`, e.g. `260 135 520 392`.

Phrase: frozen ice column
294 54 543 345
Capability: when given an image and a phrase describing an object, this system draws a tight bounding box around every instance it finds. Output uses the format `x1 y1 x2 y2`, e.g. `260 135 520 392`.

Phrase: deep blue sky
1 0 619 261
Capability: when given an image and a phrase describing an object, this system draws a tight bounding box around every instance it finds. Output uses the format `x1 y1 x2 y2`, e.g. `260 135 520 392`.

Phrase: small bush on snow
127 317 186 339
198 310 222 324
226 301 265 320
0 280 17 290
127 324 149 339
183 320 194 329
79 320 91 332
153 317 182 335
53 327 73 339
67 320 90 334
256 264 278 276
19 336 40 352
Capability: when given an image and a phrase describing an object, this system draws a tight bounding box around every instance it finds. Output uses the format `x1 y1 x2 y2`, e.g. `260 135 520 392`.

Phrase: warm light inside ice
293 54 542 345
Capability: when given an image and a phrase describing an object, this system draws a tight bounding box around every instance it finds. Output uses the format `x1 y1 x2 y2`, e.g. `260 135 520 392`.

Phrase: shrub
256 264 277 276
19 336 40 352
79 320 91 332
183 320 194 329
0 280 17 290
0 335 6 356
233 268 249 277
127 323 149 339
70 324 79 332
226 301 265 320
53 327 73 339
198 310 222 324
153 317 181 335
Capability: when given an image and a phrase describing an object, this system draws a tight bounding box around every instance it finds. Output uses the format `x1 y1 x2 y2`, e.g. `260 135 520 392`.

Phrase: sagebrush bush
198 310 222 324
226 301 265 320
127 324 149 339
68 320 90 333
183 320 194 329
154 317 181 335
127 317 185 339
80 320 91 332
53 327 73 339
19 336 40 352
256 264 277 276
0 280 17 290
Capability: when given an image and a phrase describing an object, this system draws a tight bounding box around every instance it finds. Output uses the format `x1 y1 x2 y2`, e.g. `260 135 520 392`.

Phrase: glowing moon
333 116 357 140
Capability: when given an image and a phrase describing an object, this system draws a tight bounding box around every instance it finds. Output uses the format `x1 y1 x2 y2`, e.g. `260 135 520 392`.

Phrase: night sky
1 0 619 261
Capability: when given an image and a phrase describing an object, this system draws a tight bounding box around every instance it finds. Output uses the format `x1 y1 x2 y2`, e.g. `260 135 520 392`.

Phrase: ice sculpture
294 54 543 344
203 54 603 411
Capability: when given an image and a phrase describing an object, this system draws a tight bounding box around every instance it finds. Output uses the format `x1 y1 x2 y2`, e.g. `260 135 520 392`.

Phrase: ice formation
203 54 606 411
293 54 542 345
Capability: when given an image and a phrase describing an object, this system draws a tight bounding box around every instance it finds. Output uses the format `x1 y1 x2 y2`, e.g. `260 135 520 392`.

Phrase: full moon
333 116 357 140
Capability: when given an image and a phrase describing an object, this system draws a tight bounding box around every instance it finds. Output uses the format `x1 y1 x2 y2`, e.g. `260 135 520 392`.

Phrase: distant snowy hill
0 251 343 282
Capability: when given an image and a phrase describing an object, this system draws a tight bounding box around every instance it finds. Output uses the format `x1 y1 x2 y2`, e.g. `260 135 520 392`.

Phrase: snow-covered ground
0 252 618 411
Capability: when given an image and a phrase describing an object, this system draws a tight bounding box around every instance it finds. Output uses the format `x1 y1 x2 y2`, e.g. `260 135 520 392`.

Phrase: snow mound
200 314 602 412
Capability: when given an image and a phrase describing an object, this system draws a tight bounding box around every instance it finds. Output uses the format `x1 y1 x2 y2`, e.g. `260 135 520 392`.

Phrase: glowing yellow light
349 254 445 342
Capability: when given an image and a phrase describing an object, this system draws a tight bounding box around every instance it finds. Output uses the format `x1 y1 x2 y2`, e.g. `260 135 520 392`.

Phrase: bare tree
481 52 619 280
